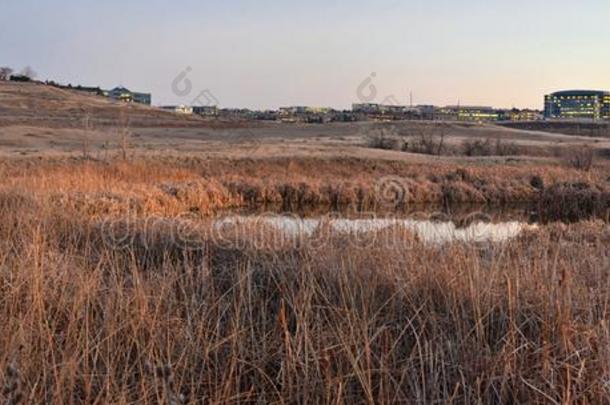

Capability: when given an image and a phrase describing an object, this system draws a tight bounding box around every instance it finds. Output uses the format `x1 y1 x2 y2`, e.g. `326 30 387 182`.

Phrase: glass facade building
544 90 610 120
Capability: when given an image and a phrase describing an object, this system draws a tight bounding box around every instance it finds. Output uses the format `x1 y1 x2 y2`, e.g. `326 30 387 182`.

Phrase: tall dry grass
1 157 608 215
0 158 608 403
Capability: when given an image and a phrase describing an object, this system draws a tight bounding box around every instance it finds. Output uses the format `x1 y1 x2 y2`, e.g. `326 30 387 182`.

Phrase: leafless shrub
461 138 520 157
462 138 493 156
402 124 447 155
493 139 520 156
565 145 594 171
538 181 609 222
366 125 402 150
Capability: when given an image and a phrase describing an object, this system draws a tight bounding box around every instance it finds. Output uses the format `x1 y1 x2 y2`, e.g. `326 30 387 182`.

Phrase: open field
2 82 610 162
2 119 610 161
0 82 609 403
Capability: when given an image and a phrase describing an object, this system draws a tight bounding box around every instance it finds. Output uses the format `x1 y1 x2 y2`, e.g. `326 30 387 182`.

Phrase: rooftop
549 90 609 97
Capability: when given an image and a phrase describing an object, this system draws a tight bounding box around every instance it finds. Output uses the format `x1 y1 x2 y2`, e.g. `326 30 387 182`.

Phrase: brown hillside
0 81 211 128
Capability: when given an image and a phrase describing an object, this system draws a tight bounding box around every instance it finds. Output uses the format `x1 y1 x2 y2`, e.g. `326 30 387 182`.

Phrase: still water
214 215 538 244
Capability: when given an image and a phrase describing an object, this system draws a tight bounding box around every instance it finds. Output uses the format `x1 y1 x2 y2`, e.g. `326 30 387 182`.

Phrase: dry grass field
0 82 609 403
2 82 610 161
0 162 608 403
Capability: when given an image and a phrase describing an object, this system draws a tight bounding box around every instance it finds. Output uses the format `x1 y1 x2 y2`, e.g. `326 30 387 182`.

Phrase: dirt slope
0 81 208 128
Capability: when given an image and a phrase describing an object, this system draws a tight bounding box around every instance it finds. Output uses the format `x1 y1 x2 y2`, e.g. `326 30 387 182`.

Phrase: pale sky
1 0 609 109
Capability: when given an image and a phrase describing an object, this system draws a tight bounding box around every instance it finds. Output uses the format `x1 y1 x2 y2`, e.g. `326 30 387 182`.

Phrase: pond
213 213 538 245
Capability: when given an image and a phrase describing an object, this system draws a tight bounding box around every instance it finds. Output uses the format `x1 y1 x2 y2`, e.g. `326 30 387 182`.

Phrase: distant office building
106 86 151 105
544 90 610 120
437 106 500 122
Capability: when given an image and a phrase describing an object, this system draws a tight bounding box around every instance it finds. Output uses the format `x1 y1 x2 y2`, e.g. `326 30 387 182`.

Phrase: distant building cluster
6 71 610 123
155 101 545 123
159 104 360 123
155 89 610 123
351 103 542 123
352 103 436 120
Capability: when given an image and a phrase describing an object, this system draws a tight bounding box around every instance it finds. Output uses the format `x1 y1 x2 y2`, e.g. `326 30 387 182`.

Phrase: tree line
0 66 37 81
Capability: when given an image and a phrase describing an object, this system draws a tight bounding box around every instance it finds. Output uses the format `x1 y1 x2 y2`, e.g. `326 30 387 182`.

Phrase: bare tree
402 123 449 156
0 66 13 81
20 66 36 79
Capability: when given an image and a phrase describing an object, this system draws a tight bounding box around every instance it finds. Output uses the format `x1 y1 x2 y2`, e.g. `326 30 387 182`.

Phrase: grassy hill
0 81 206 128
